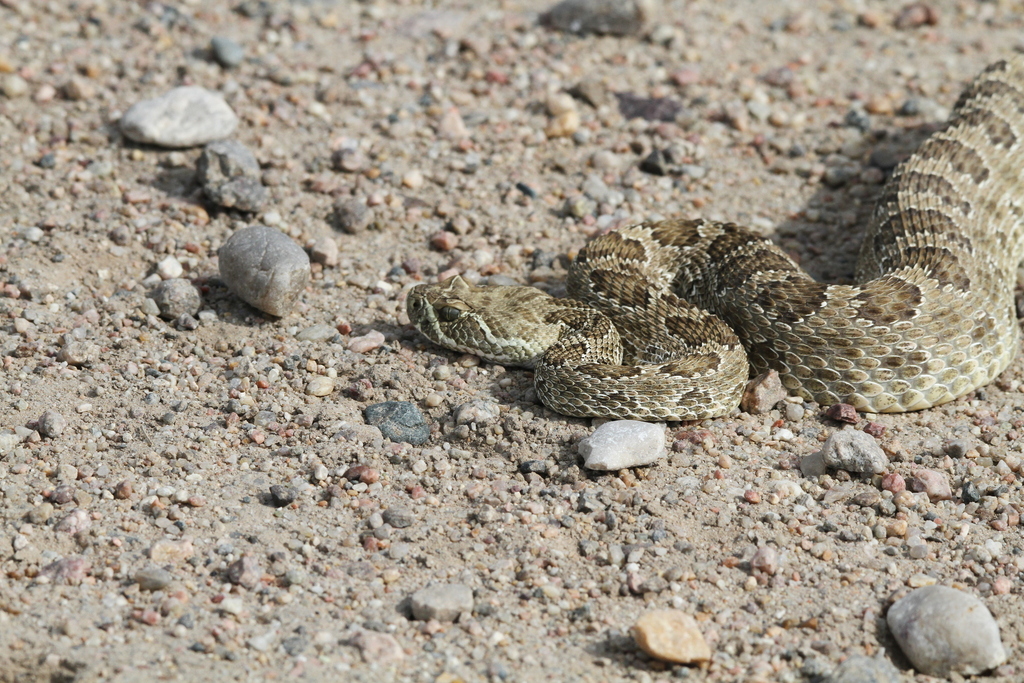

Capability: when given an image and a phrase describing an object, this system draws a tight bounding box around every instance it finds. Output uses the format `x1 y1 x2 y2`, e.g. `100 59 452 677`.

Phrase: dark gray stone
381 507 415 529
135 567 173 591
541 0 646 36
218 225 311 317
269 485 298 507
197 140 267 212
149 278 202 319
364 401 430 445
333 198 373 234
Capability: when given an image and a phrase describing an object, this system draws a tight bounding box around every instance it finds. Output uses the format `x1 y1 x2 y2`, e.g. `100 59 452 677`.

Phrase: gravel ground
1 1 1023 681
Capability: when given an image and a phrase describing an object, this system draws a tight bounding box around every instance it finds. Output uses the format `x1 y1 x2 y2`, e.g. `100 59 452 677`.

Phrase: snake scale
408 57 1024 421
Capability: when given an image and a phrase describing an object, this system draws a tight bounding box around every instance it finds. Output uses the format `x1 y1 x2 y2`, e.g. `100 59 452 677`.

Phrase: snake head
406 274 558 366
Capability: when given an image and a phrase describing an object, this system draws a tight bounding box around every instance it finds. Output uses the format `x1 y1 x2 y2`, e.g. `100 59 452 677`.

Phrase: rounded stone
37 410 67 438
149 278 201 320
211 36 245 68
578 420 666 470
887 585 1006 676
218 225 311 317
410 583 474 622
305 376 335 397
332 198 373 234
120 86 238 148
632 610 711 664
823 655 901 683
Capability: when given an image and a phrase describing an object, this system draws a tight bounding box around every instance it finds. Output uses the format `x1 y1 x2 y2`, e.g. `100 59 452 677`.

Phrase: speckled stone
120 86 238 148
218 225 311 317
197 139 267 212
149 278 201 320
541 0 647 36
887 585 1006 676
364 401 430 445
821 429 887 474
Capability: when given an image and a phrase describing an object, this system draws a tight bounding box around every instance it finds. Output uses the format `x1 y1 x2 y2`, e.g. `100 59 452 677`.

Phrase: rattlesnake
407 57 1024 420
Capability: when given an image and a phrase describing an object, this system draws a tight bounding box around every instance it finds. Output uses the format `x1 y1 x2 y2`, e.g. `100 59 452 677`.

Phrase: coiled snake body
408 58 1024 420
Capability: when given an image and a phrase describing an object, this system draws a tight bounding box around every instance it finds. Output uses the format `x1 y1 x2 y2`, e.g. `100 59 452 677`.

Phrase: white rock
887 585 1006 676
821 429 887 473
120 86 238 148
156 256 184 280
578 420 666 470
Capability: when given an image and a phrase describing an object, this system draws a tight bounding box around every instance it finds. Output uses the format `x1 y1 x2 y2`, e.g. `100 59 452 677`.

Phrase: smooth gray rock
578 420 666 470
887 585 1007 676
211 36 244 68
197 139 267 212
332 197 373 234
363 401 429 445
821 429 887 474
410 583 474 622
135 567 173 591
149 278 201 319
541 0 647 35
120 86 238 148
37 410 67 438
218 225 310 317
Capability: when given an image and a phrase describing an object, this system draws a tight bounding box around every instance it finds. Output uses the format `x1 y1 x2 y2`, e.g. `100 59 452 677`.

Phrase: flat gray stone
821 429 887 474
410 583 474 622
120 86 238 148
149 278 201 319
541 0 647 36
364 401 429 445
197 139 267 212
295 324 338 342
578 420 666 470
218 225 310 317
887 585 1006 676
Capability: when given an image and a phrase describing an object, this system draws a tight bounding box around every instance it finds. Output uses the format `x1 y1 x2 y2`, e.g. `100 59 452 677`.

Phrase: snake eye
437 305 463 322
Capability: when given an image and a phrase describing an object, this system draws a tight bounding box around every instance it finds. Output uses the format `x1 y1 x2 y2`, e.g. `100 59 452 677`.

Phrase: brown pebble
344 465 380 484
825 403 859 423
740 370 787 414
881 472 906 493
864 422 886 437
430 231 459 251
114 480 134 499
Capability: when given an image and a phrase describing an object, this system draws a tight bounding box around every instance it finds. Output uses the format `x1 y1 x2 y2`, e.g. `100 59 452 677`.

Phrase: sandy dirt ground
1 0 1024 681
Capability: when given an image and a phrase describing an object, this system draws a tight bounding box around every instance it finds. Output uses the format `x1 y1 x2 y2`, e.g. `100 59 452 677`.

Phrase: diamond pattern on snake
408 57 1024 421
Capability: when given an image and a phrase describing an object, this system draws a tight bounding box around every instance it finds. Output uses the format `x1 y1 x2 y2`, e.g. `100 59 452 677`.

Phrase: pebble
197 140 267 212
1 73 28 98
57 341 100 366
156 256 184 280
887 585 1006 676
825 403 859 423
218 225 311 317
364 401 430 445
907 469 952 501
349 630 405 663
740 370 787 414
542 0 648 36
269 485 298 507
332 198 373 234
219 597 245 616
136 567 173 591
403 169 424 189
120 86 238 148
382 507 415 529
37 410 66 438
348 330 386 354
823 655 901 683
410 583 474 622
578 421 666 470
453 400 501 426
545 110 581 138
310 236 339 266
226 555 262 589
895 2 940 30
38 556 91 585
632 610 711 664
149 539 194 564
750 546 779 575
305 376 335 397
438 107 469 140
149 279 201 319
211 36 245 68
295 324 337 342
820 429 887 474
